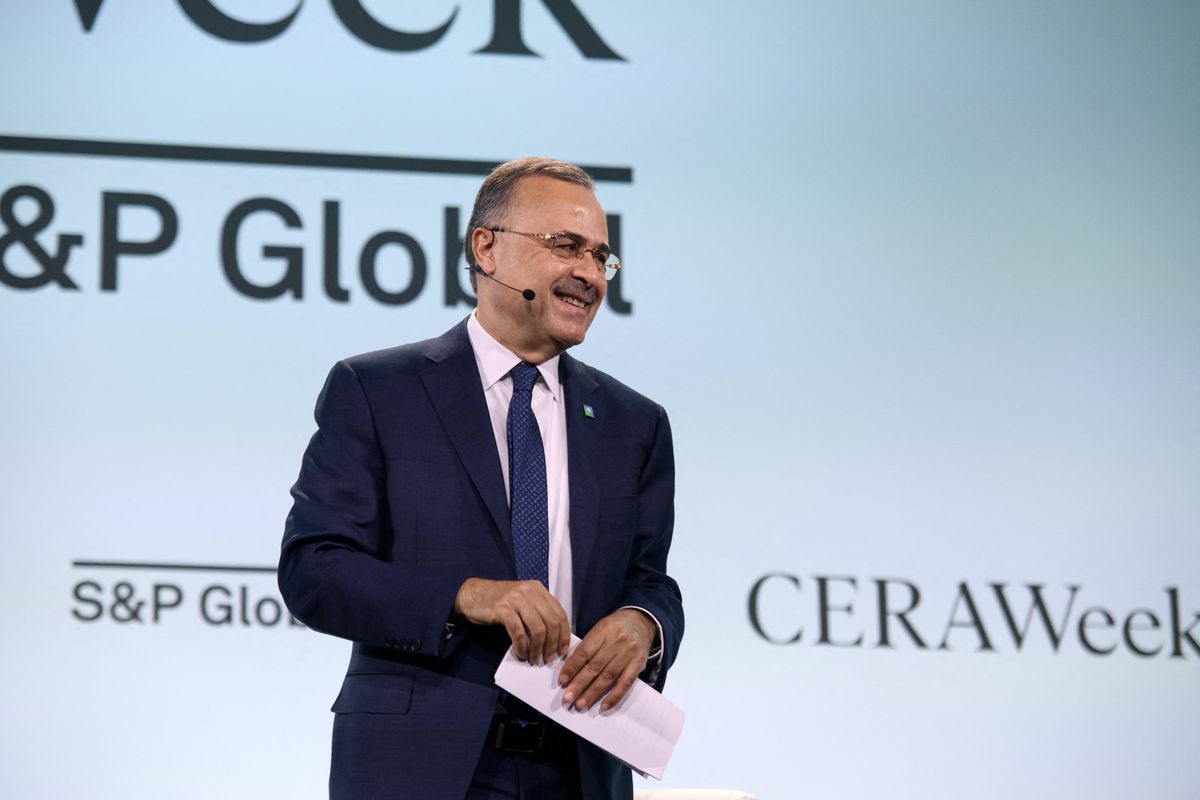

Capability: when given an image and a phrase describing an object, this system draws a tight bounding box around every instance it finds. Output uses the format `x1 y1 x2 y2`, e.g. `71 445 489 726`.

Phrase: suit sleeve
620 404 684 690
277 360 466 658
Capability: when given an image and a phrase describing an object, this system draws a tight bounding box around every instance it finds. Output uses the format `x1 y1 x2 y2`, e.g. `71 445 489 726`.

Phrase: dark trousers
466 736 583 799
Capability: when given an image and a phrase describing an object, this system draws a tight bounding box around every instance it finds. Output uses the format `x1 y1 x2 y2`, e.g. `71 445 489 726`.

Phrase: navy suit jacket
279 319 683 799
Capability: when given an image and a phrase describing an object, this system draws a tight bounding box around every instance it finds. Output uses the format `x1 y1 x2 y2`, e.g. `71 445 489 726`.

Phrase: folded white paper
493 635 685 780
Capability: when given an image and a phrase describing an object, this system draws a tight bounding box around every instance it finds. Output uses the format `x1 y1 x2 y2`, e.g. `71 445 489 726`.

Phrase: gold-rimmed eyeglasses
488 227 621 281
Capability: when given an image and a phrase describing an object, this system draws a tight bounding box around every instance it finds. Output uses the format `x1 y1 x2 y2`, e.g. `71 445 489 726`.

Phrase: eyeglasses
488 227 621 281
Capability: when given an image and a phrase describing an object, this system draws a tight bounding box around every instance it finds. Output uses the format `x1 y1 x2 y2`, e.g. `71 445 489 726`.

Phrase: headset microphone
467 266 536 301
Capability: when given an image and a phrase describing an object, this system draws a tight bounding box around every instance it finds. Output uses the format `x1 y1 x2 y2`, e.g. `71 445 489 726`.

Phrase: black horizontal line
0 134 634 183
72 560 276 574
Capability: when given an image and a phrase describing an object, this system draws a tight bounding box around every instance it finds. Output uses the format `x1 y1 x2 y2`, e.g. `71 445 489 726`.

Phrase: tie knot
510 362 540 393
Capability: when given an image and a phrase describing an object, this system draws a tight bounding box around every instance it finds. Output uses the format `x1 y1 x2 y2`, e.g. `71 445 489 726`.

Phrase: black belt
488 708 575 756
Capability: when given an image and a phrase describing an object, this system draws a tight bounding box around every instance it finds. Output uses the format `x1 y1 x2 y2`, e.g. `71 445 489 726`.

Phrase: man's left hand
558 608 656 712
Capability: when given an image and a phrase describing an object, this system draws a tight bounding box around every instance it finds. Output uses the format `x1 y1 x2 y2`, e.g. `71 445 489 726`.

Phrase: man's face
476 175 609 359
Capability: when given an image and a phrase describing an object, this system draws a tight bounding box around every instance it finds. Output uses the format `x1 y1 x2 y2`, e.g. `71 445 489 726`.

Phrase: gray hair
464 157 596 287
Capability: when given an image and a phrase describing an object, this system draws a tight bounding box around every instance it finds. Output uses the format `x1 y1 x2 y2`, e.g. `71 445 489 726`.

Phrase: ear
470 227 497 274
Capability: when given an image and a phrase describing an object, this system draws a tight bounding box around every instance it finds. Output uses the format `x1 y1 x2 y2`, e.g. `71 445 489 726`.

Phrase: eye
591 249 610 268
552 235 582 257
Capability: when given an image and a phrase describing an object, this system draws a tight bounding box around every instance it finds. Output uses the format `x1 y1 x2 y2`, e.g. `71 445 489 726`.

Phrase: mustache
551 277 597 305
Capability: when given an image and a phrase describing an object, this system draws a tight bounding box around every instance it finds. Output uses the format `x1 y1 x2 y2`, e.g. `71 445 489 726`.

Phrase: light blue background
2 2 1197 797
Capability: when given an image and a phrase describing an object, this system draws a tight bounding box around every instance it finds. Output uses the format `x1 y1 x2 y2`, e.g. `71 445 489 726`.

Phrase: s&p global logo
71 0 626 60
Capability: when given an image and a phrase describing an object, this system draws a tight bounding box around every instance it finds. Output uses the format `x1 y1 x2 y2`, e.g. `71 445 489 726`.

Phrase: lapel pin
583 404 595 419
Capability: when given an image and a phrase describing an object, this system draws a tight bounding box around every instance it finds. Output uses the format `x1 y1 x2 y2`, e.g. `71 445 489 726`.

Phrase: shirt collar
466 311 562 402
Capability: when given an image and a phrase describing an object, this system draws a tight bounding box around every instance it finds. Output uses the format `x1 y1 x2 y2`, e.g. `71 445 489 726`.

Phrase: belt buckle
492 719 546 754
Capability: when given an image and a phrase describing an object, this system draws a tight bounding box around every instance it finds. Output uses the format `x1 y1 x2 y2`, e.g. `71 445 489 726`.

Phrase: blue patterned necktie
507 362 549 587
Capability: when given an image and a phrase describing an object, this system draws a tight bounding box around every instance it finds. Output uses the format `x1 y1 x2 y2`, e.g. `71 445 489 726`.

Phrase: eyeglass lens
550 234 619 281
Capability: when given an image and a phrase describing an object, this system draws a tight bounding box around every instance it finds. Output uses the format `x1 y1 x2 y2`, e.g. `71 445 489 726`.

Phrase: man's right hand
453 578 570 665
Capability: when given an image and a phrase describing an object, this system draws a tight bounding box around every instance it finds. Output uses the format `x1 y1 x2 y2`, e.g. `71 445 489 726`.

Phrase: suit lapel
561 354 601 618
419 321 513 564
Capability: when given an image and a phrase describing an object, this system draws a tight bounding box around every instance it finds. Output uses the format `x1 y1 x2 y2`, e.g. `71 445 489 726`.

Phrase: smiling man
279 157 683 799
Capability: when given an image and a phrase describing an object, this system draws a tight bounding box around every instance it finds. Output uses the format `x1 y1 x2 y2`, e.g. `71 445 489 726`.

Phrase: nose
568 249 600 287
573 257 606 302
576 250 614 287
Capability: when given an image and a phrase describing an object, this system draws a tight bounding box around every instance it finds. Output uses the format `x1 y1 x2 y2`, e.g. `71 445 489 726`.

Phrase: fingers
520 593 551 665
528 586 568 666
499 605 532 662
452 578 571 665
548 603 571 663
558 636 594 687
523 588 569 665
562 645 621 712
558 615 650 712
600 657 643 712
